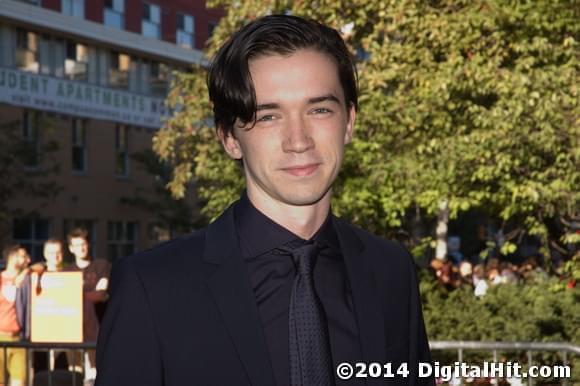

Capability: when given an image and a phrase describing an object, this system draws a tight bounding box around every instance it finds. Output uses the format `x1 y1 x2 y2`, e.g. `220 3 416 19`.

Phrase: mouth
281 163 320 177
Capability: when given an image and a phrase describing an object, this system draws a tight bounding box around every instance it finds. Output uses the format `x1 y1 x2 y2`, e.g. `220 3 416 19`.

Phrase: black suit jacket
95 203 433 386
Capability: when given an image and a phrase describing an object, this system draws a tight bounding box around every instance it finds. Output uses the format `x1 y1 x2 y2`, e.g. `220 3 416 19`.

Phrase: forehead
70 237 87 244
248 49 344 102
45 243 62 251
6 248 26 262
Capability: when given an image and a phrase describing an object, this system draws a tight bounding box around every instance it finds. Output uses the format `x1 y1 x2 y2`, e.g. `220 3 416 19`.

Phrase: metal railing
0 341 96 386
430 341 579 386
0 340 577 385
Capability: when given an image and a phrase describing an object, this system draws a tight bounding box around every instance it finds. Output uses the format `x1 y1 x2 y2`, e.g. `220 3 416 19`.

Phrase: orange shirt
0 273 21 334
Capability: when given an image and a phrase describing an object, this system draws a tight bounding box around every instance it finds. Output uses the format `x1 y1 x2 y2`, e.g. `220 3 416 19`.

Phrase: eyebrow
255 94 341 111
256 103 279 111
307 94 340 104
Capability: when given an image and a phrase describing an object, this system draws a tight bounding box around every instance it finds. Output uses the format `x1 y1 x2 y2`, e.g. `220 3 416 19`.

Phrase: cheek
241 134 277 161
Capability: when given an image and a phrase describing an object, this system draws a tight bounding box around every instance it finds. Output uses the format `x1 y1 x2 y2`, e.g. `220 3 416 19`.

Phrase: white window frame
142 2 161 39
176 13 194 49
15 28 39 73
104 0 125 29
65 41 88 81
62 0 84 18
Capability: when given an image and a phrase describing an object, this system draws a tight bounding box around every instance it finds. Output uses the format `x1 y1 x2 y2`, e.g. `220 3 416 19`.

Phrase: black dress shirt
234 193 363 386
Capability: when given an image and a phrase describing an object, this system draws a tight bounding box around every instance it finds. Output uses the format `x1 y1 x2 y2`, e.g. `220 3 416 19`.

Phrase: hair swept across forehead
207 14 358 137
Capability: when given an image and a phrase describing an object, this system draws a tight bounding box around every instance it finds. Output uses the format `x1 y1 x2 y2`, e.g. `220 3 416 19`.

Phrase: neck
46 262 60 271
246 189 331 240
75 257 90 269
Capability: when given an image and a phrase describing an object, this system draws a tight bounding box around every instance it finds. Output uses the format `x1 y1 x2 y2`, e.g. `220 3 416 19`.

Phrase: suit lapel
203 204 276 386
333 219 387 365
201 206 387 384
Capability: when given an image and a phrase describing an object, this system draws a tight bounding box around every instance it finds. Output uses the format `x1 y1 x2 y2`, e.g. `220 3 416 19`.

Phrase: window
142 3 161 39
65 41 88 81
107 221 137 260
61 0 84 18
104 0 124 29
109 51 130 88
12 218 49 263
72 118 87 172
115 124 129 176
63 219 95 258
149 62 169 97
21 110 41 168
176 13 194 49
148 223 170 243
15 29 39 73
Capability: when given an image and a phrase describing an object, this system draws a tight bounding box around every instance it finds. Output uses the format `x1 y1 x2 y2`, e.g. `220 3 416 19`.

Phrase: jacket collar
202 202 277 385
202 202 237 265
202 202 387 384
333 219 387 365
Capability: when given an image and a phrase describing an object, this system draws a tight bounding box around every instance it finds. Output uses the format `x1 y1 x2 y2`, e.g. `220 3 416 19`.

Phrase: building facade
0 0 221 262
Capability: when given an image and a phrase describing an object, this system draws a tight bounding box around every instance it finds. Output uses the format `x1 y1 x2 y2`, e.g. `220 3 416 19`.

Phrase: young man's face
69 237 89 260
8 248 29 271
221 49 355 209
43 242 63 267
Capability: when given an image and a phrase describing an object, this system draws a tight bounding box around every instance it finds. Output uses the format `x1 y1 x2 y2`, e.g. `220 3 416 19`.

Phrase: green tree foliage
421 278 579 343
421 274 580 381
154 0 579 258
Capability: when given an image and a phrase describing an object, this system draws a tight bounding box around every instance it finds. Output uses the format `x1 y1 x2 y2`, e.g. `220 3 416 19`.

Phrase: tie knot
292 242 319 276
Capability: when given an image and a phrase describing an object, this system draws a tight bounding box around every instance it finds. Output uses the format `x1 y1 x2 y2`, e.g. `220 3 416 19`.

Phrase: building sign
0 67 170 128
30 272 83 343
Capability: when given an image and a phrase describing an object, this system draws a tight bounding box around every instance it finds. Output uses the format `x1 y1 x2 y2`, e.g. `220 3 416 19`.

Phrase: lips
282 163 320 176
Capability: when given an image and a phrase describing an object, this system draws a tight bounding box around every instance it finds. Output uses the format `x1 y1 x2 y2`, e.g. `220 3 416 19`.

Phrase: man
42 238 64 272
0 245 31 386
96 15 432 386
66 229 110 382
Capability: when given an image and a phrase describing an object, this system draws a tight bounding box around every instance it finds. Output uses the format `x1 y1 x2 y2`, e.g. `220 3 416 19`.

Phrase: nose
282 114 314 153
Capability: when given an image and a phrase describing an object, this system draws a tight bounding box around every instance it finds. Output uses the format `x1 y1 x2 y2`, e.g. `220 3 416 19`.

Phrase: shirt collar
234 191 340 258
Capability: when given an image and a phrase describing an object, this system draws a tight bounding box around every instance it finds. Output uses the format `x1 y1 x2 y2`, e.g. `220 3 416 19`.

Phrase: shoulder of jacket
334 218 415 269
335 218 406 252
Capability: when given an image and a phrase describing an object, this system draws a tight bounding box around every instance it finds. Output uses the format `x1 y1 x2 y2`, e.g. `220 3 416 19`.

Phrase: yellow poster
30 272 83 343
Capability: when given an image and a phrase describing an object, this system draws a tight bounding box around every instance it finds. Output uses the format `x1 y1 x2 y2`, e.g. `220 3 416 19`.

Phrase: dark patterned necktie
286 242 334 385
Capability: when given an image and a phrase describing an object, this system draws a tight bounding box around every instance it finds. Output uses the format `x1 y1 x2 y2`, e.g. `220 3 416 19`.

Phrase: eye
311 107 332 114
257 114 276 122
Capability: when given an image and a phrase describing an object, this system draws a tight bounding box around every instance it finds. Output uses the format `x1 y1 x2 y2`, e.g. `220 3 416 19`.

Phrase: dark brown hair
208 14 358 138
67 227 88 245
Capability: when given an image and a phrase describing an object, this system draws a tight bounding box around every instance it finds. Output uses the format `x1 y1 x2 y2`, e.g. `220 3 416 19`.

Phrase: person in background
67 228 110 384
0 245 31 386
473 264 489 297
42 239 64 273
458 260 474 289
499 262 518 284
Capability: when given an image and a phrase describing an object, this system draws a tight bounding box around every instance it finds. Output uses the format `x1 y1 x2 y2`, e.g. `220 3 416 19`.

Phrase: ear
218 126 243 160
344 103 356 144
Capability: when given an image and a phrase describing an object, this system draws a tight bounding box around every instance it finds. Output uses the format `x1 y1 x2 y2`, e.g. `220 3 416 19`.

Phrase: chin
278 186 330 207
